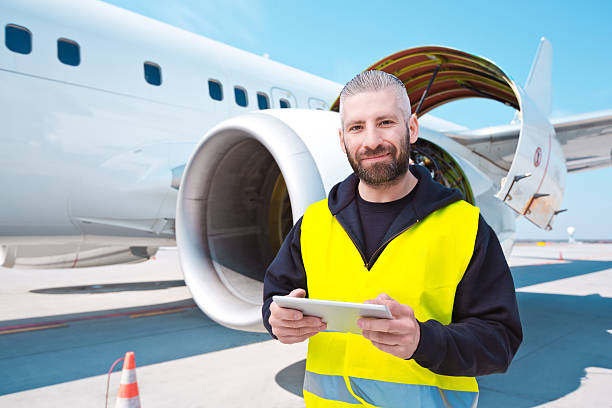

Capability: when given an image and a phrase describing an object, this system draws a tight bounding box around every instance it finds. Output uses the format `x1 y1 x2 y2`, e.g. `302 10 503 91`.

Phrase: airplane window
57 38 80 66
208 79 223 101
144 61 162 86
234 86 248 107
5 24 31 55
279 98 291 109
257 92 270 109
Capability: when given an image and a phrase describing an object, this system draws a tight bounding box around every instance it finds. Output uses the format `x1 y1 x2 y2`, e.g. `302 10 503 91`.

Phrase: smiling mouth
361 153 390 162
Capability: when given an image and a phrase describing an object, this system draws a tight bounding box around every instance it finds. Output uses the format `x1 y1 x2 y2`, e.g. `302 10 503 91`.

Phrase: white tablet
273 296 392 334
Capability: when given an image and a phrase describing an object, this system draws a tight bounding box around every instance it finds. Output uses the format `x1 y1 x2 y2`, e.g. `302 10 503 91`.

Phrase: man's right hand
269 288 327 344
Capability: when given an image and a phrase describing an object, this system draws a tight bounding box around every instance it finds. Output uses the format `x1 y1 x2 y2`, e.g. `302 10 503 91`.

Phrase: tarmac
1 243 611 407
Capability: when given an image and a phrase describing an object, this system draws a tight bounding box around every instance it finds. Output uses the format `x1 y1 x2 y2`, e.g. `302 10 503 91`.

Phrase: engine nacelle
176 110 350 332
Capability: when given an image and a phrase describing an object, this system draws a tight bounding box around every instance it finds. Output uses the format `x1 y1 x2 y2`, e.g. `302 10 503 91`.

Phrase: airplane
1 0 611 332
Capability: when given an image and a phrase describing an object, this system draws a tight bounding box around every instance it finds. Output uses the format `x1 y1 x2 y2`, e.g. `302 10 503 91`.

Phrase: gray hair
339 70 411 128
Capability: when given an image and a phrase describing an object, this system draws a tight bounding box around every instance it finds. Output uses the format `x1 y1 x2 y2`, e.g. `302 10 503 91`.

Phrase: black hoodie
262 165 522 377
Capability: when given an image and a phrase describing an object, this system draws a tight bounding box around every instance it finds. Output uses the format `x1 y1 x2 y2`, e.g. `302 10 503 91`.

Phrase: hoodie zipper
335 216 420 270
364 219 420 269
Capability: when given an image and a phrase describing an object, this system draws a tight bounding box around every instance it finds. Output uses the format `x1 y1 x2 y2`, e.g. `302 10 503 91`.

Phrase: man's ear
408 114 419 144
338 128 347 154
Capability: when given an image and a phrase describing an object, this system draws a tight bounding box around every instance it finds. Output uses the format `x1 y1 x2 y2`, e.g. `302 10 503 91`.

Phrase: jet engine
176 109 347 332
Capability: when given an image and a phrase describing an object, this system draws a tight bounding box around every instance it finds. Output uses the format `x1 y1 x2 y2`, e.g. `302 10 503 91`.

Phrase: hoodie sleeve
261 217 307 338
411 215 523 376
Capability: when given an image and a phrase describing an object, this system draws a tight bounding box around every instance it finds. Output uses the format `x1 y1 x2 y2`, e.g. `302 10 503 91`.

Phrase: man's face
339 88 416 186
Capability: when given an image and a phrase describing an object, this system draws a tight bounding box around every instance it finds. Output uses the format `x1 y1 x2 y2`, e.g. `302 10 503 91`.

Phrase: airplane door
308 97 329 110
271 87 297 108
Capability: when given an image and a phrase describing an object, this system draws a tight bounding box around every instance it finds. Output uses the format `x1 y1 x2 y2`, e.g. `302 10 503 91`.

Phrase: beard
345 129 411 186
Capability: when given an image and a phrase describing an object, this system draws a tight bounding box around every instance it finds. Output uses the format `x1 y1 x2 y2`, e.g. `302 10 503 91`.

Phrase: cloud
141 0 266 49
550 108 575 118
157 3 218 36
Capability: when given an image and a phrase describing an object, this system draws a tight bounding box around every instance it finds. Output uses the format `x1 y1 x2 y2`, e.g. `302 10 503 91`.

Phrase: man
262 70 522 407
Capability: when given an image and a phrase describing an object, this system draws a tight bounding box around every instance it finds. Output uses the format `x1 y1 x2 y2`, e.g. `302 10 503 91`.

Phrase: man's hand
269 288 327 344
358 293 421 359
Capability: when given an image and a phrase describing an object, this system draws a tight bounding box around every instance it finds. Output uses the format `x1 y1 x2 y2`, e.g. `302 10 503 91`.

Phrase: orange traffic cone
115 351 141 408
558 251 564 261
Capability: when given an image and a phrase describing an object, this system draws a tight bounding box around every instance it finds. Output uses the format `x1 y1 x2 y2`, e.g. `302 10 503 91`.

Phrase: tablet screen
273 296 392 334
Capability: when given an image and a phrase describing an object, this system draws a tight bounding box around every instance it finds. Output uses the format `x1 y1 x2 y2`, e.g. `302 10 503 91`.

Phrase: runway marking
129 308 186 318
0 323 67 335
0 304 197 334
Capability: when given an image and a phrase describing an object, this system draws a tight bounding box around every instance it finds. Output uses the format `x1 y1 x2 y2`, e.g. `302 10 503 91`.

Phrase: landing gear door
496 86 566 229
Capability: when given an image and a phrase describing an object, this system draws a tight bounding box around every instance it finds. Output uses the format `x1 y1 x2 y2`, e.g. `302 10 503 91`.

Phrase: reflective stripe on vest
304 370 478 407
300 199 480 407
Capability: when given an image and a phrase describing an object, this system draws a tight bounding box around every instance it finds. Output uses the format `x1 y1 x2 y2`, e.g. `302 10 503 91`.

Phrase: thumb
288 288 306 298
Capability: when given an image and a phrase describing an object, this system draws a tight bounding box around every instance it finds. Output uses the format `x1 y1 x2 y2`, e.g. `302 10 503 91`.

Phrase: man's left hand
358 293 421 359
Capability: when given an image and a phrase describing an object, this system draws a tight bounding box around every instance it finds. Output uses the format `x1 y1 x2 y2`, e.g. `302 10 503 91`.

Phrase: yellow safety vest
300 198 480 408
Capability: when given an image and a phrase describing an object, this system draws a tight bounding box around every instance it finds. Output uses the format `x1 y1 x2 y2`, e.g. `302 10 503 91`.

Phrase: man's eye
349 125 362 131
380 120 394 126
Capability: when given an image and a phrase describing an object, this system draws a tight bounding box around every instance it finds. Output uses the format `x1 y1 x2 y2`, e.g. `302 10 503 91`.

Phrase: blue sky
105 0 612 240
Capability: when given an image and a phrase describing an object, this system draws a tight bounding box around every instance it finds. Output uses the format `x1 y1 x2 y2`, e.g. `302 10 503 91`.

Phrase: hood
328 164 464 220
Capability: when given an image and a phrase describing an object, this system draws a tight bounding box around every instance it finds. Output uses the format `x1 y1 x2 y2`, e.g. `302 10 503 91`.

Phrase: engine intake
176 110 344 331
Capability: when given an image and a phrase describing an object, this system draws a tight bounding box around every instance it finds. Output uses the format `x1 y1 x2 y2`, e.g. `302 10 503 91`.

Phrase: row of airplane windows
4 23 292 110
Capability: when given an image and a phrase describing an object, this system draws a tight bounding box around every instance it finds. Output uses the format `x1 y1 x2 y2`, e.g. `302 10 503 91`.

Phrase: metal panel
496 87 566 229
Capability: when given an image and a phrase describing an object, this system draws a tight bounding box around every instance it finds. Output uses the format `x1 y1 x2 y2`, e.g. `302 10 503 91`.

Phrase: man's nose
362 126 384 150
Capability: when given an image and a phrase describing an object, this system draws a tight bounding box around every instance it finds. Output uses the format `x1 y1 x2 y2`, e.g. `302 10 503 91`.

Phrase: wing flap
552 110 612 172
449 109 612 173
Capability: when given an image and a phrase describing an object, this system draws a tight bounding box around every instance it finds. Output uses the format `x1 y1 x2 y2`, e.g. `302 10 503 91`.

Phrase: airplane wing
447 109 612 173
552 110 612 172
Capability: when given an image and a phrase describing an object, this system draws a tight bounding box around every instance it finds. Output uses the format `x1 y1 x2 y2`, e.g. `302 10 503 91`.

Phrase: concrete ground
1 244 611 407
